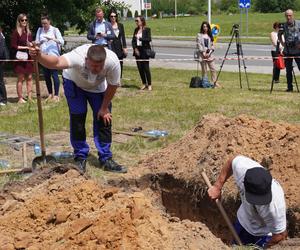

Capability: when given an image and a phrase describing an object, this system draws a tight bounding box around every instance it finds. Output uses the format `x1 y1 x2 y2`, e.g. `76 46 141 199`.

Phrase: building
114 0 144 17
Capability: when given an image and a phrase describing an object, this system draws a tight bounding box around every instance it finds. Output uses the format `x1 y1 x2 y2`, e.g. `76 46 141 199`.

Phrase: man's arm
105 23 115 41
87 22 96 42
208 156 235 200
97 84 118 125
266 230 288 248
37 53 69 70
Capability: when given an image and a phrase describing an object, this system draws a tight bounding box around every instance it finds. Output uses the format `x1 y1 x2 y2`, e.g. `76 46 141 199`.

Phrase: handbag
274 54 285 69
16 51 28 60
146 41 156 59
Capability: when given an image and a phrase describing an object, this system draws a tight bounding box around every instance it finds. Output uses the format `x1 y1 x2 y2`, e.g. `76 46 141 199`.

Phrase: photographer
279 9 300 92
196 21 220 87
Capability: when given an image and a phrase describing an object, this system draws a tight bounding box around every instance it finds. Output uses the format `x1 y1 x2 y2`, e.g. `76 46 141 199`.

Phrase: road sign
144 3 151 9
239 0 251 8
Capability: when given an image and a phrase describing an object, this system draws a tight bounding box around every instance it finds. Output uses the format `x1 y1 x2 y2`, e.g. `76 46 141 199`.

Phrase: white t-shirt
62 44 121 93
232 155 286 236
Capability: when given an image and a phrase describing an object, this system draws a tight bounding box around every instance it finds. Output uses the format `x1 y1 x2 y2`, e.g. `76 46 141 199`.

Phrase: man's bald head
285 9 294 24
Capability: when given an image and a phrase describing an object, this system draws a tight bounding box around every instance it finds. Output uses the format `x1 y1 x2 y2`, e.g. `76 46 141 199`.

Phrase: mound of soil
0 165 227 250
0 114 299 249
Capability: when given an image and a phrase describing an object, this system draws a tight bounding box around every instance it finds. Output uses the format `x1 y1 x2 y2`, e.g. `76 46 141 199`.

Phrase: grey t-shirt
62 44 121 93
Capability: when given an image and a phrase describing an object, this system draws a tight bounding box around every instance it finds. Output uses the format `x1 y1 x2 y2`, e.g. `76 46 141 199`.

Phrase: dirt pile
0 165 227 250
138 114 300 205
0 113 299 249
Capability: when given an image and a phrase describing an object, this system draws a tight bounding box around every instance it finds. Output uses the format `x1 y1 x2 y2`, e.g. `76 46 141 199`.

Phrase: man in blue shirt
87 8 115 48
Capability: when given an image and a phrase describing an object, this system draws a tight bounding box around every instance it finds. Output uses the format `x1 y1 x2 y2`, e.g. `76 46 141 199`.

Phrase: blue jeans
63 78 112 161
233 219 271 248
42 67 60 96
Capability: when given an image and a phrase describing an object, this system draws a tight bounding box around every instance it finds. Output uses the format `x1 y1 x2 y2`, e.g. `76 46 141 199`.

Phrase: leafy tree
253 0 297 12
0 0 129 41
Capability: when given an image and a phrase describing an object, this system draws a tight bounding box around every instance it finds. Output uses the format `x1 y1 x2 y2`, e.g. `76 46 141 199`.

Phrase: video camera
230 24 240 35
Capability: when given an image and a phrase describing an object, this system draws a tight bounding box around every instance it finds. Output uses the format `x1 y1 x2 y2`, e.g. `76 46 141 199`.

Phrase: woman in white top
35 15 64 102
196 21 219 87
270 22 284 83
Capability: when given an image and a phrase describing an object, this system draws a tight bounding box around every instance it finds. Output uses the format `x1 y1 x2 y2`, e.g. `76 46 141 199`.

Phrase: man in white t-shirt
208 155 287 248
29 44 127 173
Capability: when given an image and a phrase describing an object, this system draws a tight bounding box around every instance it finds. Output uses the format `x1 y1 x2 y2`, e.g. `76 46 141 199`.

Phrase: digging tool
0 167 33 175
201 171 243 246
112 130 154 138
32 60 56 168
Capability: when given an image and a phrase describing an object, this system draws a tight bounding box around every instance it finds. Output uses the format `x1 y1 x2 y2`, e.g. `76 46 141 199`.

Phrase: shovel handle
201 171 243 246
0 168 32 175
34 60 46 157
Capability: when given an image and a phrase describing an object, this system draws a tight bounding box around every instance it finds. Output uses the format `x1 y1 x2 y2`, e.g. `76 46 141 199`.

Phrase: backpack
201 76 214 88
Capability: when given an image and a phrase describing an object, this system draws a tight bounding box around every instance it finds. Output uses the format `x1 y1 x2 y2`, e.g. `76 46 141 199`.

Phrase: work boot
99 158 127 173
74 157 87 173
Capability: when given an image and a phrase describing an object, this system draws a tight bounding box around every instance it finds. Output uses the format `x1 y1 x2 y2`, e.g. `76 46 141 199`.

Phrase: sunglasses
20 19 28 22
110 15 116 18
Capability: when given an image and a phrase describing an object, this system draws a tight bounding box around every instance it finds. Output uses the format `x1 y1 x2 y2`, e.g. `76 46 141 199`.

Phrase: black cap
244 167 272 205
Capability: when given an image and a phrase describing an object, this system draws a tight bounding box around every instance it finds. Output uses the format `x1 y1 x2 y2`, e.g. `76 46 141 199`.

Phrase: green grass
122 13 287 38
65 12 293 44
65 13 292 39
0 66 299 169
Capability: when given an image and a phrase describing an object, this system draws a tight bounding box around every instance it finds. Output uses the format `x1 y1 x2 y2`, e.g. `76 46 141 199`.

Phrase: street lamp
208 0 211 24
175 0 177 19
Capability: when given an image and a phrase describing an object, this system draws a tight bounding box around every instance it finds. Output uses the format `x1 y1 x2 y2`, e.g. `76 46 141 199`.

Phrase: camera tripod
215 24 250 89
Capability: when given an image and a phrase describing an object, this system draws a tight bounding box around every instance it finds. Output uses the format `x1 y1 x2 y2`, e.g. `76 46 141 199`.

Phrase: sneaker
74 158 87 173
0 102 6 106
100 158 127 173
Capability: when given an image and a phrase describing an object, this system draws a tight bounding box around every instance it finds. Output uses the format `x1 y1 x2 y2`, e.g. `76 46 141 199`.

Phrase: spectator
132 16 152 91
196 21 219 87
0 23 9 106
279 9 300 92
208 155 287 248
11 13 34 103
29 44 127 174
87 7 115 48
270 22 284 84
35 15 64 102
108 9 127 78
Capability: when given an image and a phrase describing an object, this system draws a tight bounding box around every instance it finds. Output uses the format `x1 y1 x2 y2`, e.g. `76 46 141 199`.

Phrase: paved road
64 36 276 74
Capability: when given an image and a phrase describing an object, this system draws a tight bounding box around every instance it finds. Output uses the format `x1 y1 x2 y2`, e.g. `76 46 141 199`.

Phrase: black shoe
100 158 127 173
286 89 293 92
74 157 87 173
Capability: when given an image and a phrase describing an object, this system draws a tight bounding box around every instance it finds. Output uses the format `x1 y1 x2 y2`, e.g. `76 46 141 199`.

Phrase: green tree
0 0 129 41
253 0 297 12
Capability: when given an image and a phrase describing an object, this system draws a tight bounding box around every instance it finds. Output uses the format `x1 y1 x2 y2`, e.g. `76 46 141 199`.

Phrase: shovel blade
32 155 57 169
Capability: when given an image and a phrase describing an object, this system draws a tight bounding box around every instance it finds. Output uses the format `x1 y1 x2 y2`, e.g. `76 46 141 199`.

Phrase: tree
253 0 297 12
0 0 129 42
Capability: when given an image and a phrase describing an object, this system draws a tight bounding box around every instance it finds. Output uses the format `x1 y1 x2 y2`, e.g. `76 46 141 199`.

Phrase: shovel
32 60 56 169
201 171 242 246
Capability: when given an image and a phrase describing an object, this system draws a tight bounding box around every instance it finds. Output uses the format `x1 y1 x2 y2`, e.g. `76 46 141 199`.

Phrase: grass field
66 12 293 41
0 66 299 167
